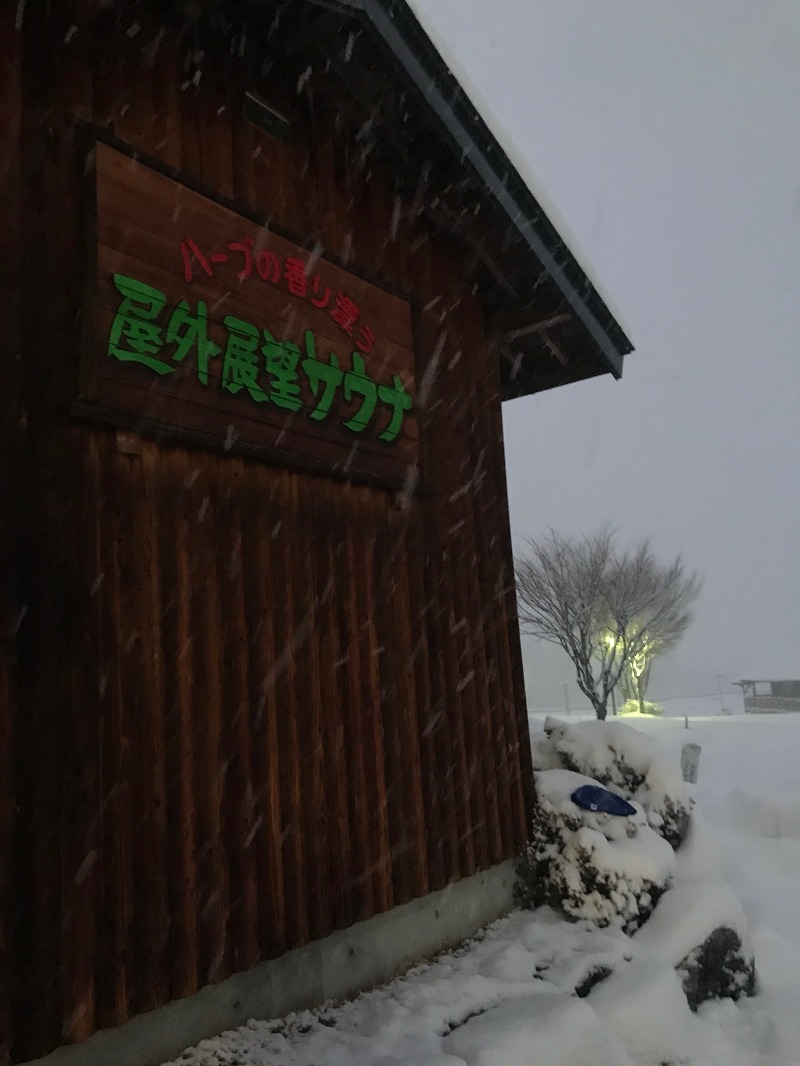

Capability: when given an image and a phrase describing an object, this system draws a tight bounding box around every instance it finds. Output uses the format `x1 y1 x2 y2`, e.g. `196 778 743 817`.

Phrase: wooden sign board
82 143 418 486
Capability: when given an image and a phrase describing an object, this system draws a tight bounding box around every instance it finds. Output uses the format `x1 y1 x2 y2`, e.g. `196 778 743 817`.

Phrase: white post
681 742 701 783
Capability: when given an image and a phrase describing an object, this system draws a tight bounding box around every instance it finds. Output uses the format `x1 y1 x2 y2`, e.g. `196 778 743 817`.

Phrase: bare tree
515 529 702 719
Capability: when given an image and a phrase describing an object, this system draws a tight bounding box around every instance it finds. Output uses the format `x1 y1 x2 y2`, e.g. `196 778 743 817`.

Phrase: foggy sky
412 0 800 710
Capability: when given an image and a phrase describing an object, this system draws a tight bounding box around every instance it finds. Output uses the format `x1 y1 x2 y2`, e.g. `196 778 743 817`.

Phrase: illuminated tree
515 529 702 720
619 639 653 709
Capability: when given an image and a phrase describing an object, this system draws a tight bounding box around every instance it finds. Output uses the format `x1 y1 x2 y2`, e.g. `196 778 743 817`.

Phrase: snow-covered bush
537 717 693 848
516 769 675 933
618 699 664 717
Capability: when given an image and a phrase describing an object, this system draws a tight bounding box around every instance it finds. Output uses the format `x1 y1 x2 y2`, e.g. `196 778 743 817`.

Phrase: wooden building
738 680 800 714
0 1 632 1062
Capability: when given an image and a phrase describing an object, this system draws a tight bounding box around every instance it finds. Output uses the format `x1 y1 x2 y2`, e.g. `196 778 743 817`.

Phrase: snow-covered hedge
534 717 693 849
518 717 696 932
516 768 675 933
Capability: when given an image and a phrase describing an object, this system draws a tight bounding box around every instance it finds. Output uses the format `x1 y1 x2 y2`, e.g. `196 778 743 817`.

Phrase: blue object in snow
571 784 637 817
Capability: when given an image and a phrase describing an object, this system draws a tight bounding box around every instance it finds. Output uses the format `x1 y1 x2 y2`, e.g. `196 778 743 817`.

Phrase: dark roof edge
317 0 633 377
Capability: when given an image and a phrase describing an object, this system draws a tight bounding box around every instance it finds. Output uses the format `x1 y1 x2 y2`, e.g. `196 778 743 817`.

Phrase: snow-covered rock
634 880 756 1009
678 926 757 1010
541 717 694 848
517 768 675 933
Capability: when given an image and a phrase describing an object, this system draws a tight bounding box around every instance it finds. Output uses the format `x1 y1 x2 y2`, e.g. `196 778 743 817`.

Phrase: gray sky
412 1 800 709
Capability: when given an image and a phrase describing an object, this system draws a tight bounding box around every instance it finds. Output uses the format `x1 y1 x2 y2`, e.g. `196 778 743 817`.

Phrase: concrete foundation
25 860 517 1066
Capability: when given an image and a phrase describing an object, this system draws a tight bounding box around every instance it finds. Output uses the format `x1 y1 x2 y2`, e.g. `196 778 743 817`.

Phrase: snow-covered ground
166 714 800 1066
620 712 800 1064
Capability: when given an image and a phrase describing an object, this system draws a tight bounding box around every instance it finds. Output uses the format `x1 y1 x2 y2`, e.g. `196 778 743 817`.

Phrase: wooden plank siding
0 9 22 1065
3 13 535 1061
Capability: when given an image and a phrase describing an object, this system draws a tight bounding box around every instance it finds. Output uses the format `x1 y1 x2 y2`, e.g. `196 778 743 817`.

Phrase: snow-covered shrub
540 717 693 848
516 769 675 933
618 699 664 717
530 732 565 771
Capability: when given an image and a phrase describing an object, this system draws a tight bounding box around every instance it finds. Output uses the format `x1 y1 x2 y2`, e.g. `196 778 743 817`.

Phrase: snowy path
165 715 800 1066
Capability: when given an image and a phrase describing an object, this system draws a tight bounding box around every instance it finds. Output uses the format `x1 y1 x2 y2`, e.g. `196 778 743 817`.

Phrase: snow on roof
406 1 633 343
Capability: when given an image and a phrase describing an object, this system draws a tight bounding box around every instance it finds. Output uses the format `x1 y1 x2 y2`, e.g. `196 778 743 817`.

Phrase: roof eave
318 0 632 379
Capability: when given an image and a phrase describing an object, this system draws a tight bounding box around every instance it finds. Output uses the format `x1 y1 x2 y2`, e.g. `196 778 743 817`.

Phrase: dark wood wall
0 10 22 1063
1 8 534 1062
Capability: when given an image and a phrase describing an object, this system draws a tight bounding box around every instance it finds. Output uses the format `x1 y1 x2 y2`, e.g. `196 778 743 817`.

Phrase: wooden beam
486 283 566 332
502 311 572 344
499 342 524 380
498 323 573 400
539 331 571 367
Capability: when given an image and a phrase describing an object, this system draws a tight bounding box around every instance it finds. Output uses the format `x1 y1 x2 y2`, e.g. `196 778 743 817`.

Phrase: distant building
737 680 800 714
